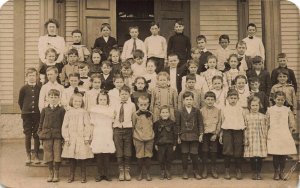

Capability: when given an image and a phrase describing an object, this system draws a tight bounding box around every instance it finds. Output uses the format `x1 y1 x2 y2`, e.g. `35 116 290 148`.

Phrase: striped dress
244 112 268 157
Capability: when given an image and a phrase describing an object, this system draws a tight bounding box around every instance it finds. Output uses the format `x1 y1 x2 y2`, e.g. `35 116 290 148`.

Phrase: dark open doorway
116 0 155 46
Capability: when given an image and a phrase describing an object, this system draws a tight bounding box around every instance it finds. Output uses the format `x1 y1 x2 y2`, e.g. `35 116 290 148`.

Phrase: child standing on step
132 96 155 181
200 91 222 179
153 106 177 180
219 89 246 180
89 90 116 182
244 96 268 180
61 92 94 183
18 68 41 164
38 89 65 182
267 91 297 180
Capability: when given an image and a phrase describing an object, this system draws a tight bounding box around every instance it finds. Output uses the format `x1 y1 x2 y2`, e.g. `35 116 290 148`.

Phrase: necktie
249 36 253 39
136 110 152 118
200 51 204 55
132 38 137 54
119 102 125 123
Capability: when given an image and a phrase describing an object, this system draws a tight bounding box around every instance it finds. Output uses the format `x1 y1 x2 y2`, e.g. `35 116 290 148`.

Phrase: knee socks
182 153 189 170
224 156 231 168
190 154 199 171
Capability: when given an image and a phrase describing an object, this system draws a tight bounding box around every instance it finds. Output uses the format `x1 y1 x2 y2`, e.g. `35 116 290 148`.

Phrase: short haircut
129 26 139 32
138 95 149 103
78 63 89 69
228 53 239 62
67 48 79 56
187 59 199 67
96 89 110 105
109 48 120 57
277 52 287 59
274 91 286 99
234 75 248 84
90 73 101 82
44 18 59 28
150 22 160 28
157 71 170 81
236 40 247 48
68 72 80 79
277 69 289 76
182 91 194 99
247 96 262 110
113 74 124 82
227 89 239 98
48 89 60 96
133 49 144 59
204 91 216 100
45 48 58 57
146 57 157 67
191 47 200 54
26 67 38 76
100 23 111 31
101 60 112 67
175 19 184 26
248 76 260 84
212 75 223 83
71 29 82 36
167 53 178 59
69 93 84 108
46 66 58 74
186 74 196 82
133 76 148 91
120 85 131 94
121 60 132 69
252 56 263 64
196 35 207 42
247 23 257 29
207 54 218 63
219 34 230 42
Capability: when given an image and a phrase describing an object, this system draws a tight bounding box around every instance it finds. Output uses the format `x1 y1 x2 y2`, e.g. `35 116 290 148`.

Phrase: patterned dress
244 113 268 157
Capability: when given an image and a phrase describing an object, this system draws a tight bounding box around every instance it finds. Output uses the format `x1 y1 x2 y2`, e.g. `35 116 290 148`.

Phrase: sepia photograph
0 0 299 187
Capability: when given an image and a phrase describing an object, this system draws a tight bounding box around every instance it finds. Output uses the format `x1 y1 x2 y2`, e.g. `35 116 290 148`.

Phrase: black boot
95 154 103 182
103 154 112 181
202 165 208 179
68 159 76 183
52 162 60 182
81 160 87 183
211 164 218 179
145 158 152 181
224 168 231 180
124 157 131 181
47 162 54 182
273 169 280 180
136 158 143 181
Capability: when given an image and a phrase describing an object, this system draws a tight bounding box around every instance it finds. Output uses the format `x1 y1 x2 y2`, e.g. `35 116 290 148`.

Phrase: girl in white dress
267 91 296 180
210 75 227 110
89 90 116 181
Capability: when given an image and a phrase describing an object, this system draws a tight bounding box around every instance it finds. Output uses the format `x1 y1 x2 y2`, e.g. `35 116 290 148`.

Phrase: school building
0 0 299 116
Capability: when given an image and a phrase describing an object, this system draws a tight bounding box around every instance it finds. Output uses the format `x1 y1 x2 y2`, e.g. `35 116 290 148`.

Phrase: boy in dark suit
246 56 271 96
164 53 184 93
196 35 212 74
100 60 114 91
18 68 41 164
235 40 253 72
93 23 118 61
167 20 191 70
177 91 203 180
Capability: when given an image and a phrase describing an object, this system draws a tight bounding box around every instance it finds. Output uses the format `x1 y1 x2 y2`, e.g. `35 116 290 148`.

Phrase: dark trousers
157 144 174 171
273 155 287 171
250 157 263 173
95 153 110 176
222 129 243 157
182 153 199 171
113 128 133 158
150 57 165 73
21 113 40 153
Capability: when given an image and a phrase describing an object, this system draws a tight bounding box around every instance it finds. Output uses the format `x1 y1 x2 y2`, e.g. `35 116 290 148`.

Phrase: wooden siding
199 0 238 51
280 0 300 96
249 0 262 38
65 0 79 44
25 0 40 71
0 0 14 105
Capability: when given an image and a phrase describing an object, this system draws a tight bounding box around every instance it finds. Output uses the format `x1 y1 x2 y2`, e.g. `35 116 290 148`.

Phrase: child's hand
173 146 176 151
199 134 203 143
155 145 158 151
219 137 223 145
65 141 70 146
210 134 217 141
177 136 181 144
84 140 90 145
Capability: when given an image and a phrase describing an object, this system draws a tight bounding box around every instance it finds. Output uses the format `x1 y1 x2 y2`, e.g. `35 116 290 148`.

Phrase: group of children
18 19 298 183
